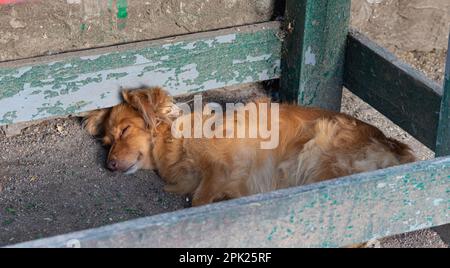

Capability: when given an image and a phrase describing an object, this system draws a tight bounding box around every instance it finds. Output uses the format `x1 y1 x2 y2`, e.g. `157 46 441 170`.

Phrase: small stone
1 124 23 137
56 124 64 133
9 18 26 29
365 238 381 248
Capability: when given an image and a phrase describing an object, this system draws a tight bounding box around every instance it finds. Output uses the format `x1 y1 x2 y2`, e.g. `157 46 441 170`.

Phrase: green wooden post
344 30 443 150
433 33 450 245
436 34 450 157
280 0 350 111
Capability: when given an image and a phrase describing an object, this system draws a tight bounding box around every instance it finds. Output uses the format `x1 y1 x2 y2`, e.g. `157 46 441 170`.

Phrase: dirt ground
351 0 450 53
0 116 187 246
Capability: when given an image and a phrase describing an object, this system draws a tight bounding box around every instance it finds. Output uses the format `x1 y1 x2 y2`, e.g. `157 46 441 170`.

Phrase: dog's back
253 104 415 192
175 103 415 201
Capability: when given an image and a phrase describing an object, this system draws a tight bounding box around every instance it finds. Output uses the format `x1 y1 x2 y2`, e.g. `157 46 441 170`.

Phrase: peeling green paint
32 100 91 119
116 0 128 30
106 72 128 80
414 182 425 190
43 90 59 99
0 22 281 125
289 209 295 224
116 0 128 19
267 226 278 241
0 111 17 125
280 0 350 111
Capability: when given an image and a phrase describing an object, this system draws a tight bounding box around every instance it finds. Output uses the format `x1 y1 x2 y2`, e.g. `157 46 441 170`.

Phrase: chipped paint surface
280 0 350 111
436 35 450 156
0 22 281 125
304 46 316 66
116 0 128 19
10 156 450 248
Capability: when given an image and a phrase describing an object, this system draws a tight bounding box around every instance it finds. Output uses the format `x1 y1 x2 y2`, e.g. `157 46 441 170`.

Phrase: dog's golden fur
84 87 415 206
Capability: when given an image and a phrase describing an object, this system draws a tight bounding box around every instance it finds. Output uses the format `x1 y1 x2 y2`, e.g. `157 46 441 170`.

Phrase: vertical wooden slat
280 0 350 111
432 33 450 246
436 34 450 156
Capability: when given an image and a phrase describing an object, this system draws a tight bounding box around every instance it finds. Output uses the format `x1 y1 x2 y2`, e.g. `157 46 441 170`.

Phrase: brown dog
84 87 415 206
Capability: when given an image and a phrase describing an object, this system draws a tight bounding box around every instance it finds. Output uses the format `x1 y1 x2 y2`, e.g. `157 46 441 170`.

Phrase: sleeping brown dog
84 87 415 206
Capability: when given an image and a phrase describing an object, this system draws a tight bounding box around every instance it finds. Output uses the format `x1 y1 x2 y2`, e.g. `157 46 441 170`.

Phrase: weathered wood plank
9 156 450 248
0 22 282 126
344 29 443 151
280 0 350 111
436 35 450 157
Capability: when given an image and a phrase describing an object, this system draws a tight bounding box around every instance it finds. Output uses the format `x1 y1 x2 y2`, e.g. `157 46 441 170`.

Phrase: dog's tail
381 137 416 164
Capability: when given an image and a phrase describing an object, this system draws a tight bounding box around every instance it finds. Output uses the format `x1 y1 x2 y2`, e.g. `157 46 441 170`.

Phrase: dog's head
83 87 178 174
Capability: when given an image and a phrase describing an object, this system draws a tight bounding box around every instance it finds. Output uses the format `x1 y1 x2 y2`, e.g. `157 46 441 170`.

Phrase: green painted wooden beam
9 156 450 248
0 22 282 126
280 0 350 111
344 29 443 151
436 35 450 157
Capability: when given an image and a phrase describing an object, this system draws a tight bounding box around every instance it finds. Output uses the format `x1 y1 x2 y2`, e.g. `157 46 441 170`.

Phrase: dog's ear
82 108 111 136
122 87 179 128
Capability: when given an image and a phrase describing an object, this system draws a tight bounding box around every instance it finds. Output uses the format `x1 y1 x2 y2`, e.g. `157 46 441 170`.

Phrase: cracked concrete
0 0 276 61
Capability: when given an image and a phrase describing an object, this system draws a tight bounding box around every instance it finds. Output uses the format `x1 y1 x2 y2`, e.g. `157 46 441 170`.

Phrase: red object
0 0 27 4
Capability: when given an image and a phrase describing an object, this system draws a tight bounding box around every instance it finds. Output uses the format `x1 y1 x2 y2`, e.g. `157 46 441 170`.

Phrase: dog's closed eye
119 126 130 139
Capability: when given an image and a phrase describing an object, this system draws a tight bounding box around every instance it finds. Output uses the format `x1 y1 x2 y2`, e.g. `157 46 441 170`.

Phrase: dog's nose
107 160 118 171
